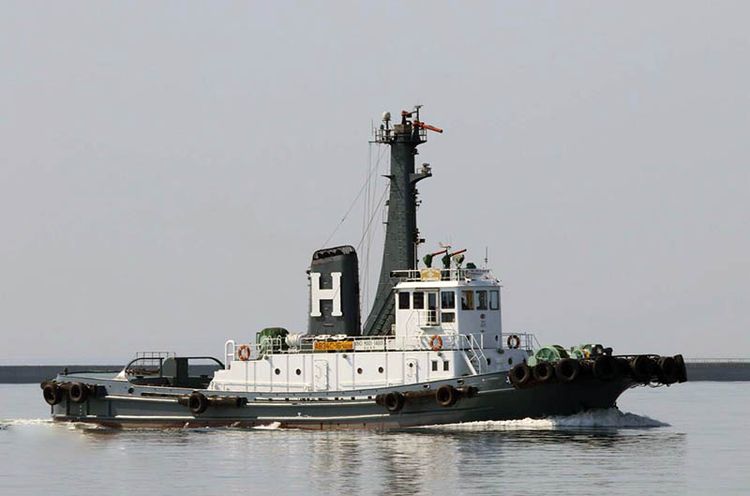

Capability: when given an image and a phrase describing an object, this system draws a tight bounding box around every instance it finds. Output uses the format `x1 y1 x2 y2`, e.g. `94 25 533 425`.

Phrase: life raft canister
429 335 443 352
506 334 521 349
237 344 252 361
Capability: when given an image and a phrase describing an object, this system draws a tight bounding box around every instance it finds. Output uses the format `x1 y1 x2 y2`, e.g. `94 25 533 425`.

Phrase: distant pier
1 361 749 384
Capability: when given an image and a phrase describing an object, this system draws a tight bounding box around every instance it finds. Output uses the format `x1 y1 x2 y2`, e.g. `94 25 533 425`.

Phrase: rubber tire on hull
630 355 656 383
657 356 679 384
673 354 688 383
532 362 555 383
384 392 405 413
555 358 581 383
42 382 62 406
188 392 209 415
509 363 532 388
593 356 617 381
436 385 458 407
68 382 88 404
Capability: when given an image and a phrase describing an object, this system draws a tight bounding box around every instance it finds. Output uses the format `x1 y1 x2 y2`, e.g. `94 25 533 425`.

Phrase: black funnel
307 245 361 336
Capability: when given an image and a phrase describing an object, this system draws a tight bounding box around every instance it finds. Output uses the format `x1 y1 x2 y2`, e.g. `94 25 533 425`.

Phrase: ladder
465 334 487 375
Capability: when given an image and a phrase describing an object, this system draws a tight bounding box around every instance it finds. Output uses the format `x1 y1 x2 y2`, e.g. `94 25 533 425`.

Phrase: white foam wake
253 421 282 430
421 408 668 431
0 418 52 428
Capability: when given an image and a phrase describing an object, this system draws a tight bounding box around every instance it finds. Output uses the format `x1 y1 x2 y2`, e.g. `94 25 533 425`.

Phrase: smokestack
307 245 361 336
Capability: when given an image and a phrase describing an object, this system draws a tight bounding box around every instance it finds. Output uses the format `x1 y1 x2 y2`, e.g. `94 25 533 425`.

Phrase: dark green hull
48 372 634 430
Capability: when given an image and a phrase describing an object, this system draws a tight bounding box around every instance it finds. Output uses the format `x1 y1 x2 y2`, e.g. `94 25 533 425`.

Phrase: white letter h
310 272 343 317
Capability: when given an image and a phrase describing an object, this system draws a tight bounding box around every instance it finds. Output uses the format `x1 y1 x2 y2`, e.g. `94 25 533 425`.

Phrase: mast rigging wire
319 145 386 249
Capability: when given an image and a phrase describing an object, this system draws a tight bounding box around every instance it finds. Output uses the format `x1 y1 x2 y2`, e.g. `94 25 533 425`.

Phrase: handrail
225 340 236 369
466 334 487 374
224 331 522 363
123 353 225 376
501 332 538 352
390 268 497 283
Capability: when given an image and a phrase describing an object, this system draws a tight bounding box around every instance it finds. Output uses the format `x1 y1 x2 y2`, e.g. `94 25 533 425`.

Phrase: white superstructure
211 268 532 394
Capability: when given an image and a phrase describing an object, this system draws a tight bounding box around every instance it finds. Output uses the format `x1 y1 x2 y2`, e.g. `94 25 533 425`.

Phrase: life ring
429 335 443 351
237 345 252 361
506 334 521 349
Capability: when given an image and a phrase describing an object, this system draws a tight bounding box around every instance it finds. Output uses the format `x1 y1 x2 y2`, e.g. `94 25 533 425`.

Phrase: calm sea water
0 382 747 496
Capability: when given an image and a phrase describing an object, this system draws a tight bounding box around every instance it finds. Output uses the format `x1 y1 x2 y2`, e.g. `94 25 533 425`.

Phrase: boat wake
0 418 53 430
253 421 282 430
420 408 669 431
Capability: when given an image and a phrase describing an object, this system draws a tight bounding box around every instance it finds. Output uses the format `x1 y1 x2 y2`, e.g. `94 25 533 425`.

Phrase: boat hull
47 372 634 430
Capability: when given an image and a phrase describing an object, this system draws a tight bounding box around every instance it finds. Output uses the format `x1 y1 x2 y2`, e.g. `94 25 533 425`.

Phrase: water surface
1 382 747 495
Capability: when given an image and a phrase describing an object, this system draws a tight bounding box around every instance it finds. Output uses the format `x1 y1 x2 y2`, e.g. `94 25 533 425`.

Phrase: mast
363 106 441 335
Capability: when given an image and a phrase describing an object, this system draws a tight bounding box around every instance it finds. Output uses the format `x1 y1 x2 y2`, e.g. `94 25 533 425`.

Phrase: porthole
408 362 414 368
357 367 363 374
378 366 384 373
508 358 513 365
274 368 281 375
295 369 301 376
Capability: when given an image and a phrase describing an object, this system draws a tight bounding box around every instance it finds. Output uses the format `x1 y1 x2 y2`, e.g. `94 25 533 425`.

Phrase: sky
1 1 748 364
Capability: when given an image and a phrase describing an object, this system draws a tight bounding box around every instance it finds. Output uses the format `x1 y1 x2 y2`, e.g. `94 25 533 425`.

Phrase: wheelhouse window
398 292 410 309
413 291 425 310
441 312 455 323
441 291 455 309
490 290 500 310
476 290 488 310
441 291 456 323
461 290 474 310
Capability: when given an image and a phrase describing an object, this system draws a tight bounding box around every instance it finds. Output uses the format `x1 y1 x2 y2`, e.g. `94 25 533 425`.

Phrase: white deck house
211 268 530 394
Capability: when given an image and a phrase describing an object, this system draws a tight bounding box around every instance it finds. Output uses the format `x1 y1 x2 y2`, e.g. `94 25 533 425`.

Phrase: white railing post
224 340 235 369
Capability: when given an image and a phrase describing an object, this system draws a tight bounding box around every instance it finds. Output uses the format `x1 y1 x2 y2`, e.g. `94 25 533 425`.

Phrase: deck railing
390 268 496 282
223 331 536 368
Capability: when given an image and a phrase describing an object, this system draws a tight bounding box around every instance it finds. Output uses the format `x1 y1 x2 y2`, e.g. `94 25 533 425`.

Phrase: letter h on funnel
309 272 343 317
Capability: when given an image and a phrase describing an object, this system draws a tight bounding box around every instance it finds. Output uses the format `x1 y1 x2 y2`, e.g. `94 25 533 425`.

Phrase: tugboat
41 106 687 429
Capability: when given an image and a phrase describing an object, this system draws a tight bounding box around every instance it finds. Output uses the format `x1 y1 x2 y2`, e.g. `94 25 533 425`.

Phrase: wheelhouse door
426 291 439 326
405 358 419 384
313 360 328 391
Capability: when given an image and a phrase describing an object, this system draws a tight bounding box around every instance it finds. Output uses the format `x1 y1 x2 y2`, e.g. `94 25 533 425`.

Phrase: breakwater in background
0 366 121 384
1 361 748 383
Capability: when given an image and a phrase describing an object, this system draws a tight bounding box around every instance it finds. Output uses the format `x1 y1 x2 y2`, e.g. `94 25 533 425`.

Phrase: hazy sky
1 1 748 364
